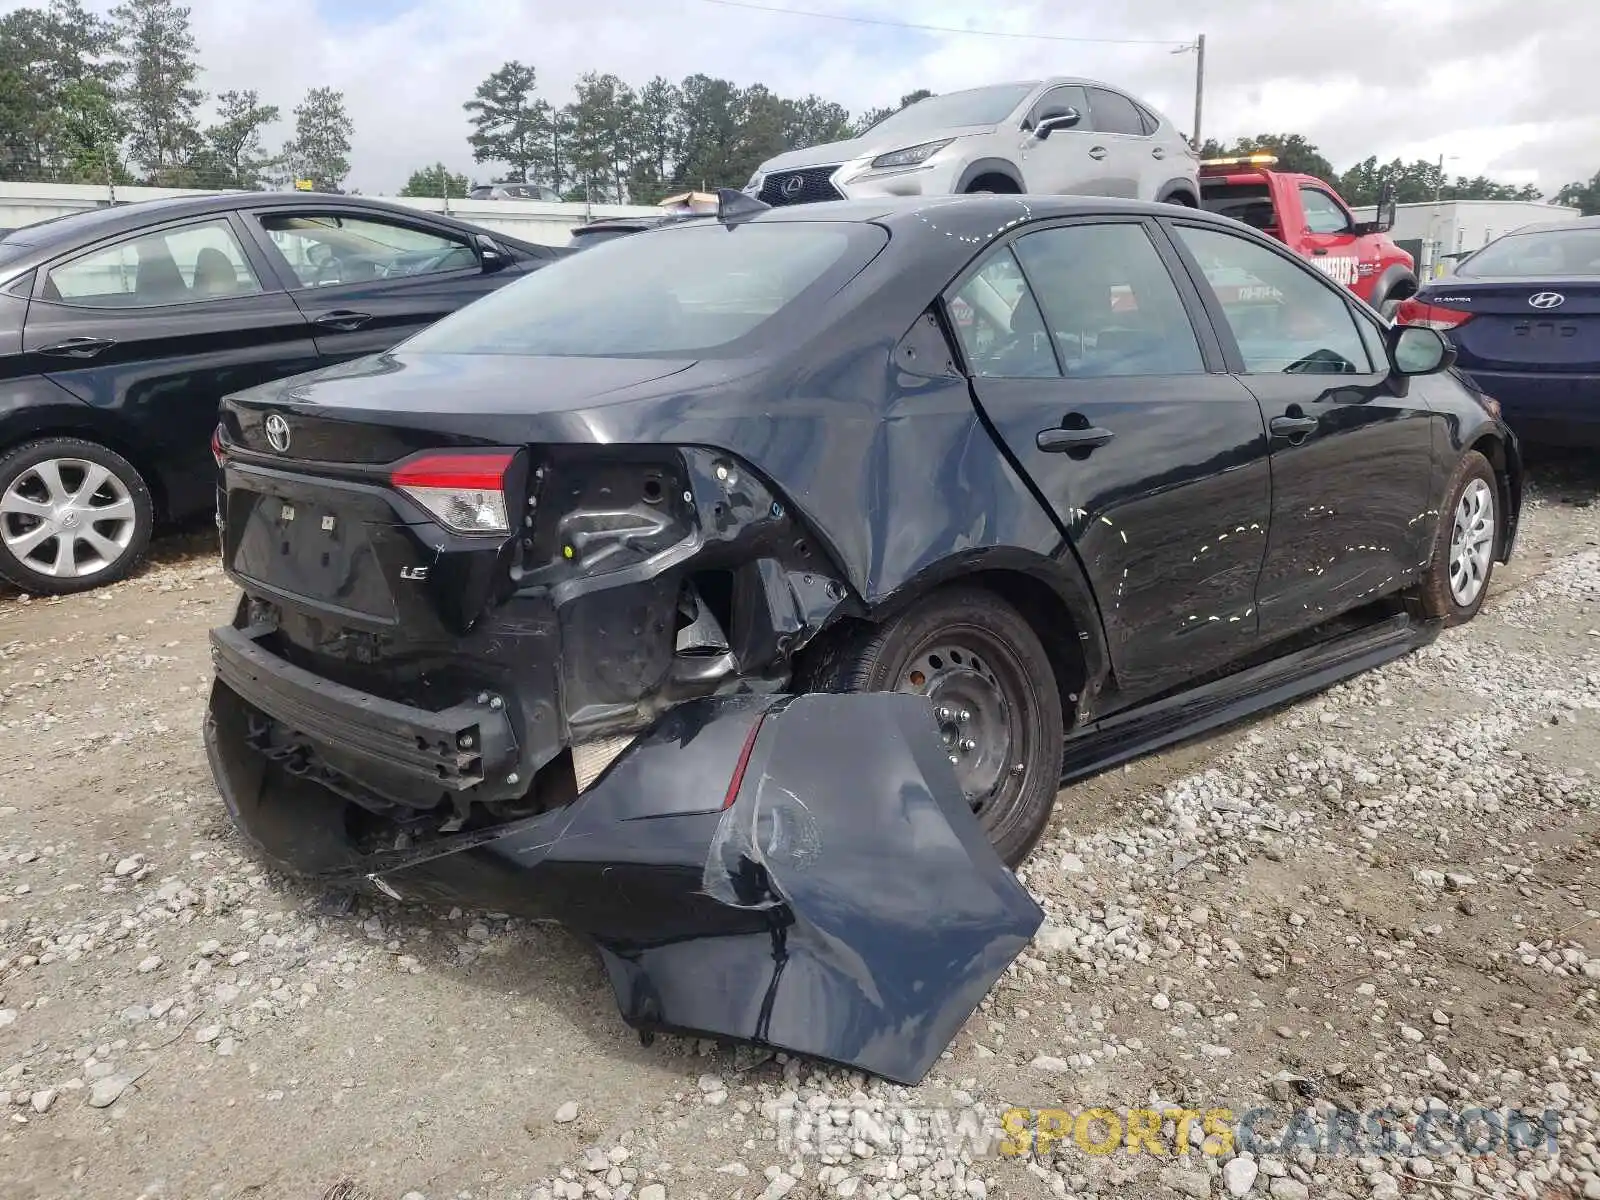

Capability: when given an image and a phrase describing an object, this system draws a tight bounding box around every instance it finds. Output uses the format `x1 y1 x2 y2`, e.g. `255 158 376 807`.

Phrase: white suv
745 78 1199 208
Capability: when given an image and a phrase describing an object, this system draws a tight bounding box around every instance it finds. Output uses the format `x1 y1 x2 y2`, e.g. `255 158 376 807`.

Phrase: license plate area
229 479 398 622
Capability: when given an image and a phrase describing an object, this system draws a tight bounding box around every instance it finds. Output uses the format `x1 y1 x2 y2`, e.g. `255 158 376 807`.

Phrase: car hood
757 126 996 173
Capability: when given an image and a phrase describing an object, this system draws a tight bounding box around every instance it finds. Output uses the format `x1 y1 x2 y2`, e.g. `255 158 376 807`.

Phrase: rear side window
43 218 262 307
947 248 1058 378
1086 88 1145 136
1013 223 1204 376
404 221 885 358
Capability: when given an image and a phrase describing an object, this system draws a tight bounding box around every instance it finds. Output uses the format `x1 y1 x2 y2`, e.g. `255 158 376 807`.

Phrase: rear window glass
1457 227 1600 277
1200 181 1278 231
405 221 886 358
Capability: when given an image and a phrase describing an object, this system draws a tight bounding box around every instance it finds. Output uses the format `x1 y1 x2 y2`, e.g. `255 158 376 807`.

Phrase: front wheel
799 587 1064 867
1413 450 1499 624
0 437 154 595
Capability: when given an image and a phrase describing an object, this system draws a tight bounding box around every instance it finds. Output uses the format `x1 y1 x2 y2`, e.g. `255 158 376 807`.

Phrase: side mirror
1390 324 1455 376
477 234 508 273
1033 107 1081 140
1372 180 1397 234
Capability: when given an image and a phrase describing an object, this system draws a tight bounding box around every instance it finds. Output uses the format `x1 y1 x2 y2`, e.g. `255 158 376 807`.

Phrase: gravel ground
1 455 1598 1200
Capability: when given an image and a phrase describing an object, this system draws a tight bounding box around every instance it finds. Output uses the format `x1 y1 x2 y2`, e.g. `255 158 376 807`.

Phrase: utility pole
1174 35 1206 150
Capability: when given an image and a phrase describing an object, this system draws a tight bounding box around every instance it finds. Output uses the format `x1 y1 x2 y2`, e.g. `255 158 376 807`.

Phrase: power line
692 0 1196 47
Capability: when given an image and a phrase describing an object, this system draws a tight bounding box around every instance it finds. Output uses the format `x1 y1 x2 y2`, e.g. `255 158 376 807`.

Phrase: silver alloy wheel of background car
1448 476 1496 608
0 457 139 580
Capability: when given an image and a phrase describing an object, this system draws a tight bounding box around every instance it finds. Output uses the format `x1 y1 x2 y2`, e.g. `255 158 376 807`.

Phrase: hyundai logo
1529 292 1566 309
781 175 805 197
263 413 292 453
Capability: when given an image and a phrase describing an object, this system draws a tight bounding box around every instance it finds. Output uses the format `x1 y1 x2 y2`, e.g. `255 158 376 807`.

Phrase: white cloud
7 0 1595 195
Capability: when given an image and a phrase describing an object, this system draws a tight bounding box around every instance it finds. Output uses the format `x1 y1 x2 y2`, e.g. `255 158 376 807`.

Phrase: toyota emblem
264 413 291 453
781 175 805 197
1529 291 1566 309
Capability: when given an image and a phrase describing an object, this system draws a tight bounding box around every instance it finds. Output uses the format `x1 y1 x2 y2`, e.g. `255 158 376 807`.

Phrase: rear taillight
391 451 514 535
1395 298 1474 330
211 424 225 468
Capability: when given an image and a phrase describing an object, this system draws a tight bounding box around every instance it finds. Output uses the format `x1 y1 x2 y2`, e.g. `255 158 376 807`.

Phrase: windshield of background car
1456 227 1600 277
861 83 1036 138
1199 181 1279 232
403 221 887 358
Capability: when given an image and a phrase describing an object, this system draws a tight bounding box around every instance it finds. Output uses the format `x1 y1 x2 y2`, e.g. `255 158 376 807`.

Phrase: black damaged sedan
206 192 1520 1083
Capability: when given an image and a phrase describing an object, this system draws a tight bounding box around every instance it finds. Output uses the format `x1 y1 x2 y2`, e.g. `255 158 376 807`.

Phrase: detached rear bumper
205 677 1042 1085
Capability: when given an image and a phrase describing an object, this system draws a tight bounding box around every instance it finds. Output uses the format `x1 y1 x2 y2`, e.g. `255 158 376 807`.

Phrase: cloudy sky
10 0 1593 196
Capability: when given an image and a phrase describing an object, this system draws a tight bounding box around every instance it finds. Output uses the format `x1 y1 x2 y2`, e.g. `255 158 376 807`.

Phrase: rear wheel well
1162 188 1198 207
798 569 1089 728
1469 432 1513 554
965 173 1021 194
1 425 169 520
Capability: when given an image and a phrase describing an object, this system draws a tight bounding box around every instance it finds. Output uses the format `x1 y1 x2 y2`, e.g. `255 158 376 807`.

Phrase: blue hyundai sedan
1399 216 1600 445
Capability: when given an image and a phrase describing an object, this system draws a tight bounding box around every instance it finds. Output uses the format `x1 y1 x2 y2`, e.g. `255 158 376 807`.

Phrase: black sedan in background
1397 215 1600 445
0 193 564 593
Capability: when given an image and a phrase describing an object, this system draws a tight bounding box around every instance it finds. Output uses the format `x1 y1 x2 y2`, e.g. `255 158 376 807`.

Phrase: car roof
721 193 1206 229
0 191 546 257
1507 214 1600 236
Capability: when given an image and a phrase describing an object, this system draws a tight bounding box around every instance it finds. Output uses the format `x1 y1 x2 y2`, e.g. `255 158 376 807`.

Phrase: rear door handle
1088 146 1108 161
1152 146 1167 160
1270 413 1320 438
1037 424 1115 452
311 310 373 331
38 336 116 359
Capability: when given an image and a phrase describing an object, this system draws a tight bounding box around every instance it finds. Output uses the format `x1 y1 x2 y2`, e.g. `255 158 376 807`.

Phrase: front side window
1086 88 1146 136
1012 223 1204 377
1024 85 1089 132
1299 188 1352 235
257 213 478 289
403 220 883 358
43 218 262 307
1175 225 1373 375
946 248 1058 379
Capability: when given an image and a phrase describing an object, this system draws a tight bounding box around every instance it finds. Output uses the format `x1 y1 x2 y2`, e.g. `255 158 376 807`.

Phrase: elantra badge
1529 292 1565 309
264 413 292 453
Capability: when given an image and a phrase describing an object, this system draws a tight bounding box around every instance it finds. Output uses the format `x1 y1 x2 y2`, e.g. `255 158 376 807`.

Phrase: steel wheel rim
0 458 137 580
891 626 1031 822
1448 477 1495 608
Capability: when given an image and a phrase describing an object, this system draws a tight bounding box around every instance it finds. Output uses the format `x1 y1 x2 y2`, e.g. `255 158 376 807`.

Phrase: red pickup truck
1198 154 1416 318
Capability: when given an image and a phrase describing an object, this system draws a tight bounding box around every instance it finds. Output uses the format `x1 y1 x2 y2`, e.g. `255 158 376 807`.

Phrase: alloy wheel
1448 477 1495 608
0 457 139 580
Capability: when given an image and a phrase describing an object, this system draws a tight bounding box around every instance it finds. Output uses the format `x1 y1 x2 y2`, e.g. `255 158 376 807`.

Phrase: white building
1349 198 1583 278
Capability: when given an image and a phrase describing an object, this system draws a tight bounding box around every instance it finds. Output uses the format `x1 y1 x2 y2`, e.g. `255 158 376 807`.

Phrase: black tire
800 586 1064 867
1413 450 1499 624
0 437 154 595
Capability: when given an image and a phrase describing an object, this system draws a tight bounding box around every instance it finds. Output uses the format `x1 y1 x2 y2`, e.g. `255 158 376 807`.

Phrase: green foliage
281 86 352 192
1556 172 1600 216
464 61 546 185
204 89 280 189
111 0 203 182
399 162 470 199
